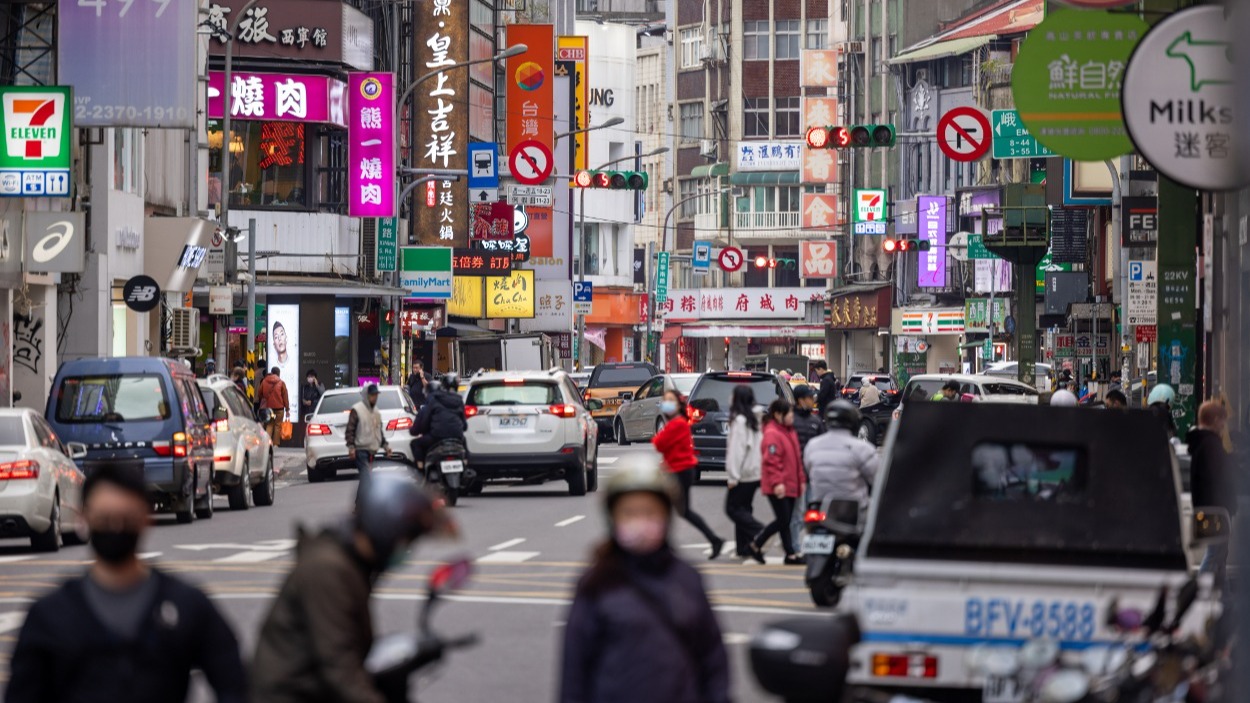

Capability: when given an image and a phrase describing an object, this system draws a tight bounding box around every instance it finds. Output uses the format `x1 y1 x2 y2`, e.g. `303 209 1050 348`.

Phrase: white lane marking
597 457 619 465
487 538 526 551
476 551 540 564
723 633 751 645
554 515 585 527
214 551 288 564
138 552 163 560
0 555 36 564
176 539 296 552
0 611 24 634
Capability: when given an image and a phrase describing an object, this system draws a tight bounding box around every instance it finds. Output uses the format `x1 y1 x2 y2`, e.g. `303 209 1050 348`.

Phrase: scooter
367 558 479 703
800 496 862 608
420 439 471 507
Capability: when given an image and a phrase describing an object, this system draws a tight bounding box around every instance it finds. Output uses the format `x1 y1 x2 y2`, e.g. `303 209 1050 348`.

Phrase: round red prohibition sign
508 140 554 185
718 246 744 273
937 107 992 163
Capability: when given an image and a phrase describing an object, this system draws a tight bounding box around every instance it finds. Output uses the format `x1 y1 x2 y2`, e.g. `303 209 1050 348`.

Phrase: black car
839 374 899 405
687 371 795 480
840 374 900 445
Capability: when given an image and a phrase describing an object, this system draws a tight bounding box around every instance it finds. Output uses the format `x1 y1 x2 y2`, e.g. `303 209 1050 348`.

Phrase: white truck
454 333 555 374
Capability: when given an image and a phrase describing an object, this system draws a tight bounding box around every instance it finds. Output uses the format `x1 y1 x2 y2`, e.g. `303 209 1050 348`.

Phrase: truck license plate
801 533 835 555
983 676 1022 703
440 460 464 474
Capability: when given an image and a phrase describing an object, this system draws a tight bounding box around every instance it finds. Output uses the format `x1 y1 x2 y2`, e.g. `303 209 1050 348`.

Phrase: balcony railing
735 210 800 232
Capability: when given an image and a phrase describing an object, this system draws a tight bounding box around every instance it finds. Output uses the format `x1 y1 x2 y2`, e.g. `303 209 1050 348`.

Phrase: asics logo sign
31 219 73 263
23 212 84 272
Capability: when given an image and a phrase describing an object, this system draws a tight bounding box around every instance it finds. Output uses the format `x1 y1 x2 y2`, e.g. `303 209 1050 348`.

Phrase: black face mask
91 529 140 564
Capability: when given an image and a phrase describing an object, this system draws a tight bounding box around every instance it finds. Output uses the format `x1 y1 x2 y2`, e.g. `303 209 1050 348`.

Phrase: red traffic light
897 239 913 252
754 255 769 268
883 238 898 253
806 126 830 149
834 126 852 148
573 170 593 188
594 172 611 188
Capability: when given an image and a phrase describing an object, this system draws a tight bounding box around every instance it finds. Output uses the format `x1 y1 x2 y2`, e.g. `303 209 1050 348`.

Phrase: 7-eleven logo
854 189 886 222
2 92 65 160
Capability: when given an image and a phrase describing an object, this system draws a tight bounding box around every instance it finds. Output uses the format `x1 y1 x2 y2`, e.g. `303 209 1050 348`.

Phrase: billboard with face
267 304 300 412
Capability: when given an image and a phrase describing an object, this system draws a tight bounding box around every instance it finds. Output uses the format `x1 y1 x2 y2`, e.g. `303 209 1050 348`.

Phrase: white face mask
660 400 679 416
614 517 667 554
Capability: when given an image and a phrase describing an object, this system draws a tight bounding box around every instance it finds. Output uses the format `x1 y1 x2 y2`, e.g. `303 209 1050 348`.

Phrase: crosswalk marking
488 538 526 551
476 551 540 564
214 551 288 563
554 515 585 527
0 555 36 565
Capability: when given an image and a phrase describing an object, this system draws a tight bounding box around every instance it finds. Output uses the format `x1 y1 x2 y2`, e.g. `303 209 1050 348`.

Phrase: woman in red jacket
751 398 805 565
651 390 726 559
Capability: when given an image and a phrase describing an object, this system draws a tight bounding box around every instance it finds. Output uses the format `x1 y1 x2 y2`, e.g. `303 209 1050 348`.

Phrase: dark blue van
46 357 215 523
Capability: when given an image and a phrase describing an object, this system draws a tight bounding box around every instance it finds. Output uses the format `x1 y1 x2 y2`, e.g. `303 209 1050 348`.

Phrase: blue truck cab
45 357 216 523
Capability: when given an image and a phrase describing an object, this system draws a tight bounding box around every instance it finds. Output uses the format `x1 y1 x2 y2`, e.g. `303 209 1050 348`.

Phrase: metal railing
734 210 801 232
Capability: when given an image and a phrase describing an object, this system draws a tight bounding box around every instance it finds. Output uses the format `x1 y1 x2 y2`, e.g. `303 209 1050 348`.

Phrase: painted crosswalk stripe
0 555 36 565
214 551 288 563
597 457 619 465
488 538 526 551
476 551 540 564
0 611 25 634
554 515 585 527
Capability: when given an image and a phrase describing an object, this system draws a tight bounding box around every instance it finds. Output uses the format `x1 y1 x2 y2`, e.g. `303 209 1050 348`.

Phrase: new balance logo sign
122 275 161 313
127 286 156 303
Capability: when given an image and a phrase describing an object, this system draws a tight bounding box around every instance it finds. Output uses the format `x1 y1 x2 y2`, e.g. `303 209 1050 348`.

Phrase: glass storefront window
208 120 309 210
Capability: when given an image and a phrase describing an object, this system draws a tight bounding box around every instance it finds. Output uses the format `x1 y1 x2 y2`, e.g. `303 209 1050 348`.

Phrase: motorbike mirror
429 558 473 597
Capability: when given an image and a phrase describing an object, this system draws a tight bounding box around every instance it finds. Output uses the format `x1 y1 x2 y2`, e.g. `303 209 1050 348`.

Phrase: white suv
464 370 600 495
198 377 276 509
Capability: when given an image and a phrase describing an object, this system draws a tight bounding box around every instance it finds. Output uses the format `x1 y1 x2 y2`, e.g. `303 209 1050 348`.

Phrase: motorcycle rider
803 400 879 511
250 474 452 703
413 371 467 461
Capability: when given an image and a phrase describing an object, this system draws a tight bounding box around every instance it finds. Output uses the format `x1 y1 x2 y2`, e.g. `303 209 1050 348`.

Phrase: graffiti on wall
13 312 42 374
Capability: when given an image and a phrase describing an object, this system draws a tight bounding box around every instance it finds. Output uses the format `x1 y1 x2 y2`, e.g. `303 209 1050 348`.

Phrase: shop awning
729 171 801 186
659 326 683 344
889 35 992 65
690 162 729 179
435 322 494 338
193 279 407 298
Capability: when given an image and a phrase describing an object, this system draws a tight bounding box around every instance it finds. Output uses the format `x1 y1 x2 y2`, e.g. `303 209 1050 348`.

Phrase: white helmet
1050 389 1078 407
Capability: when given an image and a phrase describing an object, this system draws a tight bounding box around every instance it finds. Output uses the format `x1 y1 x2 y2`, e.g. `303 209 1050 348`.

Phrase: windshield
673 375 700 395
689 377 782 413
982 383 1039 397
590 366 655 388
972 442 1085 502
0 417 25 445
199 388 220 414
55 375 171 423
468 382 558 406
902 379 946 403
316 390 405 415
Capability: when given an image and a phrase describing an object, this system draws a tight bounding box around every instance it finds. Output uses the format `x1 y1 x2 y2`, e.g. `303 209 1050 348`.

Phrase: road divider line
488 538 526 551
554 515 585 527
0 556 36 565
0 611 24 634
214 551 289 564
476 551 540 564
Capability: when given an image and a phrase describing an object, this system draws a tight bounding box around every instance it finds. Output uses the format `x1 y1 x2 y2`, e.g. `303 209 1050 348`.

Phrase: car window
561 378 582 405
960 383 980 396
199 388 221 415
0 417 32 446
316 390 405 415
982 383 1039 397
590 366 656 388
673 376 699 395
633 378 653 400
648 378 665 398
846 376 864 389
869 378 897 391
34 416 67 454
467 382 558 406
55 375 173 423
224 388 253 418
688 376 782 413
181 380 209 424
902 379 945 403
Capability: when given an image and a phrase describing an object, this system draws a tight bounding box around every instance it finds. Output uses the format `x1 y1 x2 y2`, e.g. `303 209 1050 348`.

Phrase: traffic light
572 169 649 190
752 256 796 269
882 238 932 253
806 124 896 149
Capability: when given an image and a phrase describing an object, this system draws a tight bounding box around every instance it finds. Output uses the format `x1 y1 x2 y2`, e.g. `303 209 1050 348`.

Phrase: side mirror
213 407 228 422
66 441 87 460
1192 507 1231 547
586 399 605 411
620 391 634 400
428 558 473 597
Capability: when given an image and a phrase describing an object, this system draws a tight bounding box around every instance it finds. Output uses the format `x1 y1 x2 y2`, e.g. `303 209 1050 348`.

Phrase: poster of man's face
267 305 300 412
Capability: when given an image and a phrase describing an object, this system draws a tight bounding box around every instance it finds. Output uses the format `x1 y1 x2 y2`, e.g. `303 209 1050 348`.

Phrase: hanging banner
347 73 395 217
917 195 947 288
506 25 554 156
414 1 469 244
207 71 347 126
557 36 589 171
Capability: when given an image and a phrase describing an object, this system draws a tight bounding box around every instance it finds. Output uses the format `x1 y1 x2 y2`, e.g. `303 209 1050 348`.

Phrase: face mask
91 528 140 564
660 400 678 416
614 517 667 555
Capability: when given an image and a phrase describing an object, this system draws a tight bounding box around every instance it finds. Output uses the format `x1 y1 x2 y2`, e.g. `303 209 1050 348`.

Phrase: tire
808 579 842 608
857 420 877 444
193 468 214 520
307 465 325 483
175 497 195 524
253 452 276 506
567 461 587 496
227 456 251 511
30 495 61 552
586 448 599 493
467 481 485 496
615 419 629 446
444 486 460 507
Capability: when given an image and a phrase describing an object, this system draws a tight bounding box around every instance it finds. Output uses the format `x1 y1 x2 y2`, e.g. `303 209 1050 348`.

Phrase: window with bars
806 19 829 49
744 98 770 138
743 20 770 60
679 102 703 141
775 96 801 137
776 20 801 60
680 27 703 69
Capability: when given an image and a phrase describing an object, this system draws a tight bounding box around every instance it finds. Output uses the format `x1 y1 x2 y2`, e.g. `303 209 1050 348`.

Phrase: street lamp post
575 146 668 368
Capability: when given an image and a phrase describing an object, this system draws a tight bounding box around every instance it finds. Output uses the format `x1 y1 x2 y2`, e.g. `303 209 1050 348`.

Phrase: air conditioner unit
842 41 864 53
169 307 200 352
698 44 713 62
662 178 674 194
699 139 717 158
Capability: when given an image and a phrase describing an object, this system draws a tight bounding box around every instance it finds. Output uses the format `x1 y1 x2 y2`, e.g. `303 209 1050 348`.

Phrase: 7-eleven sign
0 86 72 197
853 188 887 223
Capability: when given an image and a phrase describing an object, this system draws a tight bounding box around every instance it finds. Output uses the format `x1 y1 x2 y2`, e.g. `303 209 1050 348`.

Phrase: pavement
0 443 825 702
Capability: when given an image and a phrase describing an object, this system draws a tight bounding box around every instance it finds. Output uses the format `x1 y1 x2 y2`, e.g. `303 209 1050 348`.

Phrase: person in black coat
413 372 467 460
791 385 826 452
560 457 730 703
300 369 325 418
812 360 841 414
8 464 246 703
1188 400 1236 581
406 360 431 408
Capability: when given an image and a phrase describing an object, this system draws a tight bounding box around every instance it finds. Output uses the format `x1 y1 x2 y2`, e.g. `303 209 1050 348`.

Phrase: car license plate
801 533 835 555
497 416 529 429
440 460 464 474
983 676 1022 703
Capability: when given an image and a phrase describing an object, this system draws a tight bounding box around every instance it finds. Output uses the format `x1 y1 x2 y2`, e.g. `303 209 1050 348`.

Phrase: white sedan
304 386 419 483
0 408 87 551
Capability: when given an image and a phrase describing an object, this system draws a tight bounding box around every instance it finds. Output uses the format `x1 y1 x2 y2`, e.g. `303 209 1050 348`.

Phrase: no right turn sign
937 106 992 163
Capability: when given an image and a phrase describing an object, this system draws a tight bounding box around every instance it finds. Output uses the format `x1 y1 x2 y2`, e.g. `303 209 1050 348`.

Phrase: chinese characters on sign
826 290 890 330
208 71 346 126
1126 260 1157 326
415 1 469 245
798 241 838 279
347 73 394 217
736 141 804 171
506 25 554 156
917 196 947 288
453 248 513 275
485 270 536 319
1122 196 1158 248
205 1 375 70
471 203 515 241
801 194 840 229
800 50 838 88
658 288 822 321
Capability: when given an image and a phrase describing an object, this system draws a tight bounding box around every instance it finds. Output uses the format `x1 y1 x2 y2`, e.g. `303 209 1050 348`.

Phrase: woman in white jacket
724 385 766 561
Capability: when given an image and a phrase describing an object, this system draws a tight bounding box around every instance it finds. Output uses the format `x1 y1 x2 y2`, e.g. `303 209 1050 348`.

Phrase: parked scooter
419 439 471 507
801 496 862 608
367 558 479 703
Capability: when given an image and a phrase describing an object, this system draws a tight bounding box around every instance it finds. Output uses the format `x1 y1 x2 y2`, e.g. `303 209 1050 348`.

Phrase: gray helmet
441 371 460 390
604 451 680 517
824 399 862 430
354 473 444 568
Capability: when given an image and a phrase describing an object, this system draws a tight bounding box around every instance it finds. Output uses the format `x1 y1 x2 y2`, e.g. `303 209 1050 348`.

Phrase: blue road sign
573 281 593 303
693 241 712 275
467 143 499 190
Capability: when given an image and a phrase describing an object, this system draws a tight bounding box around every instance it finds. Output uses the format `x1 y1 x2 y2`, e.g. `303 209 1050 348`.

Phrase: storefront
660 288 827 371
585 291 647 365
826 286 892 377
891 307 966 377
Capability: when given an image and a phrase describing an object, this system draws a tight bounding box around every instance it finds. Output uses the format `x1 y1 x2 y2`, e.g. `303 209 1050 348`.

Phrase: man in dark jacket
8 464 246 703
791 385 826 452
251 474 451 703
1188 400 1235 581
406 359 430 408
813 360 841 415
413 371 467 460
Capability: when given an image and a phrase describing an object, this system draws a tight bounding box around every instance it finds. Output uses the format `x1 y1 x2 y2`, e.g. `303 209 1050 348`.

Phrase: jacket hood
431 389 464 411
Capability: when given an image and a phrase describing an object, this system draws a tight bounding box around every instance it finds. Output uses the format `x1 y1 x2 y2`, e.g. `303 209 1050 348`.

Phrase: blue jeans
354 450 374 481
791 488 809 552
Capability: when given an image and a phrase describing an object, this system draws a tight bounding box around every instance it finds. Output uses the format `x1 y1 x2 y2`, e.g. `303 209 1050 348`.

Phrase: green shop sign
1012 9 1149 161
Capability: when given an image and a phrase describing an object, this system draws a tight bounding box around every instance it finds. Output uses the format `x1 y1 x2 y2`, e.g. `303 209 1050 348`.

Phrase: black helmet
824 399 861 430
441 371 460 390
355 474 446 567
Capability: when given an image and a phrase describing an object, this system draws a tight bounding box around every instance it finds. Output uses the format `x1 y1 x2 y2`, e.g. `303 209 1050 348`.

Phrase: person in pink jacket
750 398 805 565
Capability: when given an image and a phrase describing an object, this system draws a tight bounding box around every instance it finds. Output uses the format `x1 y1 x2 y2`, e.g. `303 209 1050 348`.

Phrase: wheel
307 465 325 483
174 497 195 524
567 461 587 496
808 579 842 608
615 419 629 446
857 420 877 444
194 478 214 519
466 481 485 496
444 486 460 507
227 456 251 511
31 495 61 552
586 448 599 493
253 452 276 506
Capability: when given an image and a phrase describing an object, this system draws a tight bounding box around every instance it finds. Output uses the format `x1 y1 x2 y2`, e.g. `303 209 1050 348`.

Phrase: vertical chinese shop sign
557 36 589 172
507 25 556 257
348 73 395 217
415 0 469 245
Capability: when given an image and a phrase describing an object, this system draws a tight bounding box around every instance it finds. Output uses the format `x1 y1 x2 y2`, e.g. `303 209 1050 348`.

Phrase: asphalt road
0 442 826 702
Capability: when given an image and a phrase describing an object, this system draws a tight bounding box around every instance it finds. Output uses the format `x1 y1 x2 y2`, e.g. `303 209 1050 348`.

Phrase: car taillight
465 405 479 418
687 406 704 423
803 509 826 524
548 404 577 418
386 417 413 431
307 423 332 436
214 419 229 432
871 653 938 679
0 459 39 480
842 388 855 395
152 441 171 457
582 391 592 402
172 432 189 458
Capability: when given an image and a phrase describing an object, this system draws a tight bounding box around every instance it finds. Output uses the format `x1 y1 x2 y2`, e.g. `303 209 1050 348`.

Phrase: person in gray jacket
804 400 879 510
724 385 765 559
345 384 392 488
